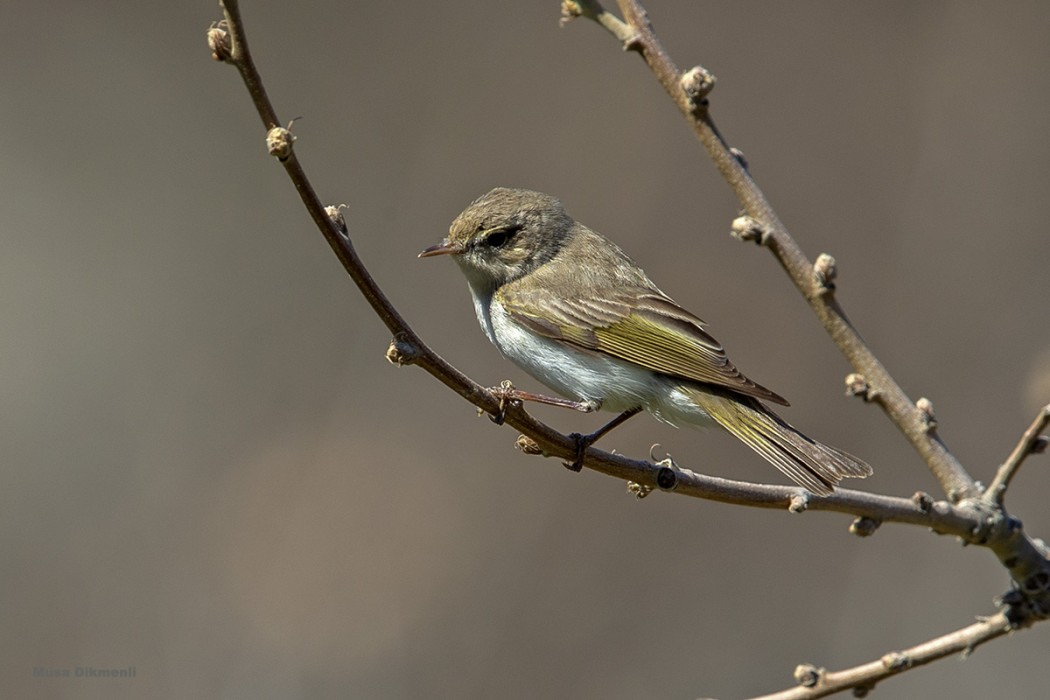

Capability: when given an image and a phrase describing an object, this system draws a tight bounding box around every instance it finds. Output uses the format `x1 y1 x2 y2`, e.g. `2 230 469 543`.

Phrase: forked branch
560 0 1050 696
210 2 1049 697
985 404 1050 505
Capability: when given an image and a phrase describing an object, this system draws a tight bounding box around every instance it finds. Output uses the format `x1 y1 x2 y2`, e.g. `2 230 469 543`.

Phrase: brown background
3 2 1049 698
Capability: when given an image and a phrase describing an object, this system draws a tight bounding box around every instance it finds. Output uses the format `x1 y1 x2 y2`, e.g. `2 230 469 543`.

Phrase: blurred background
3 1 1049 698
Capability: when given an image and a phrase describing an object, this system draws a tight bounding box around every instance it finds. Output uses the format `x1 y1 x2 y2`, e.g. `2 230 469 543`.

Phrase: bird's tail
686 387 872 496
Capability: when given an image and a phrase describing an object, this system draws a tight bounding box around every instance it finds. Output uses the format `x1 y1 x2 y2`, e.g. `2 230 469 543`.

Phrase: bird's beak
418 239 464 258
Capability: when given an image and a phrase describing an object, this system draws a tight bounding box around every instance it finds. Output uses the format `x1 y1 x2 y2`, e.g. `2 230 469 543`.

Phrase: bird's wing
497 285 789 406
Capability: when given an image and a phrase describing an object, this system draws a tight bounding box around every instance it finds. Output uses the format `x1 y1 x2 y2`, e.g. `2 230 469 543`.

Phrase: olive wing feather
497 287 789 406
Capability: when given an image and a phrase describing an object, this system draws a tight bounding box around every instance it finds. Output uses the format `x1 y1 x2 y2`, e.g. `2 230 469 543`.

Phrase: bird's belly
488 304 715 428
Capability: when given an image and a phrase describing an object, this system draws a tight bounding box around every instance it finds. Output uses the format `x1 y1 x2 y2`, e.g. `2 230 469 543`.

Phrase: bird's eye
484 225 520 248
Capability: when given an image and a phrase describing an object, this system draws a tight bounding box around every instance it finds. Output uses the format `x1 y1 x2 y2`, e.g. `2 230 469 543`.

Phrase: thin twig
985 404 1050 505
750 612 1014 700
567 0 977 501
212 4 521 424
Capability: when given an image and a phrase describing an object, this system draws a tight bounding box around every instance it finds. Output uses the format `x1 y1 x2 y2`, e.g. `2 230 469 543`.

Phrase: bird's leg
565 407 643 472
488 380 600 425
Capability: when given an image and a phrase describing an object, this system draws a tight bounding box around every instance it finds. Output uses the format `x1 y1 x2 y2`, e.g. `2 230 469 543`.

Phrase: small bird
420 188 871 495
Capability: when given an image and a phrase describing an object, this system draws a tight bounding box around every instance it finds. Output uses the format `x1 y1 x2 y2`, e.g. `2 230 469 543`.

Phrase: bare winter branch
751 612 1014 700
565 0 977 501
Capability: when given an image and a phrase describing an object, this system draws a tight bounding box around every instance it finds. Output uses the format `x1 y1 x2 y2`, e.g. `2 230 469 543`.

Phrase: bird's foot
564 432 593 472
487 381 600 425
562 407 643 472
488 380 519 425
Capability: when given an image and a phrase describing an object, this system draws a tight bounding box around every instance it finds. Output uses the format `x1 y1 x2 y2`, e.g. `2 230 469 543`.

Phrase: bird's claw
563 432 591 472
577 399 602 414
490 409 506 426
488 380 519 425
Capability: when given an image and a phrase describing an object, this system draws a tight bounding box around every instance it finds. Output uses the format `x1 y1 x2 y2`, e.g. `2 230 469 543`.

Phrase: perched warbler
420 187 871 495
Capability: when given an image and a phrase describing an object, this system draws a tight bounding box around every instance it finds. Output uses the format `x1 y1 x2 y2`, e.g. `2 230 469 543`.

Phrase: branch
985 404 1050 505
210 7 1050 695
564 0 976 501
210 4 537 442
752 612 1014 700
